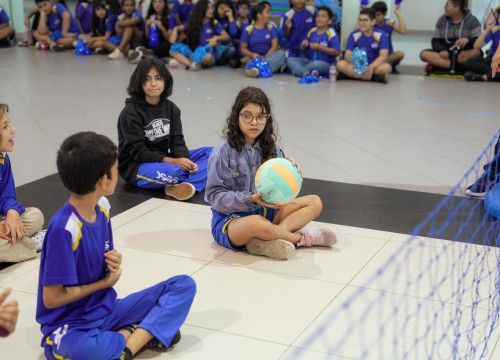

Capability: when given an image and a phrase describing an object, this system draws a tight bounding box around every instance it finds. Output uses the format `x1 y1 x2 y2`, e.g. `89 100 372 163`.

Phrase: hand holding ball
255 158 302 205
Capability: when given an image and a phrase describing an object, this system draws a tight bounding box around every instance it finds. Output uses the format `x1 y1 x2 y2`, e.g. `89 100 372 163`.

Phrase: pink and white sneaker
298 227 337 247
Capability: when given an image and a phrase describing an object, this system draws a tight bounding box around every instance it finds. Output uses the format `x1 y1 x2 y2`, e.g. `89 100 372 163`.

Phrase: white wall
0 0 24 31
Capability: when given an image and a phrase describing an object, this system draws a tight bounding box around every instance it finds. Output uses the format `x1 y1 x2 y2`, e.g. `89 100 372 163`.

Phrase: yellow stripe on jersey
45 336 53 346
98 197 111 221
52 351 70 360
492 26 500 34
326 28 335 41
285 9 296 20
306 5 315 15
0 156 4 165
307 27 317 38
372 31 382 42
65 213 83 252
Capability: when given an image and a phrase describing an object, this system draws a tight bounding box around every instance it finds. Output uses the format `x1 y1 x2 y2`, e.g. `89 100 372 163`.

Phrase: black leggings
464 57 500 81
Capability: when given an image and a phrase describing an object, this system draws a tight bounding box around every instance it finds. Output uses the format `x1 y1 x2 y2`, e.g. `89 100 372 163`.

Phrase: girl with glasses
205 86 337 260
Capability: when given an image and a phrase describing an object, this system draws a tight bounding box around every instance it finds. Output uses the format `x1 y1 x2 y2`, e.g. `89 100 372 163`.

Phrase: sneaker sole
319 227 338 246
246 239 295 260
165 183 196 201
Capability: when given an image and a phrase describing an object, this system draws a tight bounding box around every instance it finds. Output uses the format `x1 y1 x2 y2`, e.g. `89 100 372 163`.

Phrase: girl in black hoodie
117 58 212 200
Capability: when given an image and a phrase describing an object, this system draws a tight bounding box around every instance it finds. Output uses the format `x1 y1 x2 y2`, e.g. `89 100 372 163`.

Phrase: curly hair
223 87 279 161
186 0 215 50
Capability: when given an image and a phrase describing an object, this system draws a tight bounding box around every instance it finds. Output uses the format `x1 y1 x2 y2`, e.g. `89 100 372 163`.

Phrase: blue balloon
485 184 500 219
246 58 272 78
352 47 368 74
148 24 160 48
74 39 93 56
298 74 320 84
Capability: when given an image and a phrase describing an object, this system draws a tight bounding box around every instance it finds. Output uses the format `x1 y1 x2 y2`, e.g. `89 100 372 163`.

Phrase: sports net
289 130 500 359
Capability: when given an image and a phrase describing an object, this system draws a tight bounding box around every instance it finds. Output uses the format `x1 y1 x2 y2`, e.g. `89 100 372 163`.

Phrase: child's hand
438 50 449 59
104 249 122 273
309 42 320 51
170 158 198 172
455 38 468 48
5 210 26 245
207 36 219 47
285 156 303 178
103 267 122 288
394 6 401 16
0 288 19 337
0 224 11 241
251 193 282 209
286 18 292 29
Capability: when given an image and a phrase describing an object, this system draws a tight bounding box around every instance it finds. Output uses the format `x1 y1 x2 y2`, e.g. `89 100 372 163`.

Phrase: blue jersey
374 18 396 54
96 14 116 36
198 20 225 46
75 2 94 34
240 23 277 56
345 29 389 64
280 5 315 57
216 17 232 45
36 198 117 339
48 3 81 33
305 27 340 64
117 10 144 32
229 18 249 40
172 0 196 24
0 5 10 25
0 153 24 217
485 26 500 56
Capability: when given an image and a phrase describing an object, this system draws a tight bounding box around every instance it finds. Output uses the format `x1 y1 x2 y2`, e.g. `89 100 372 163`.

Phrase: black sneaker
464 71 485 82
336 72 349 81
50 44 65 52
371 73 388 84
228 58 241 68
145 330 181 352
465 173 497 197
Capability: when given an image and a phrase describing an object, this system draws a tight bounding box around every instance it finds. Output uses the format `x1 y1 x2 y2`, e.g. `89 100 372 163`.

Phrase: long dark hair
214 0 233 22
186 0 215 50
92 2 107 36
127 58 174 101
147 0 170 29
223 87 278 161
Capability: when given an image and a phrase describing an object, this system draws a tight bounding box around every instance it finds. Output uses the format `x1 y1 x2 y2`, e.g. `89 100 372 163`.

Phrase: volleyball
255 158 302 205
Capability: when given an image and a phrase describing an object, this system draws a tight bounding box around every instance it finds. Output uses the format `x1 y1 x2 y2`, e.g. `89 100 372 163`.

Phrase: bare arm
392 7 407 34
61 11 71 36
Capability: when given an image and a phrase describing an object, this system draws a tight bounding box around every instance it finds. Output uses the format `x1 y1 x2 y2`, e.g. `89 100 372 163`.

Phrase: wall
0 0 24 31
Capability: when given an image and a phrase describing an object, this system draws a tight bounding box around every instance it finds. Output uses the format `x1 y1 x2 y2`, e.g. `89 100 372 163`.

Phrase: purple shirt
198 20 224 46
117 10 144 32
280 6 315 57
48 3 81 33
374 18 396 54
240 23 278 56
172 0 195 24
0 5 10 25
305 27 340 64
345 29 389 64
75 2 94 33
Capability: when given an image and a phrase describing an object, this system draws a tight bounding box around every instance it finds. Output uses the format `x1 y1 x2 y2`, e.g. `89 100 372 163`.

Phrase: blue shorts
108 35 121 46
42 276 196 360
50 30 62 41
211 207 275 250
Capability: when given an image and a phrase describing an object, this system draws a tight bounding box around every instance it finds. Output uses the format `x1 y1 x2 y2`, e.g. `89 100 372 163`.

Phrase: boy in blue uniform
33 0 81 51
0 5 15 47
464 17 500 82
372 1 407 72
286 6 340 77
336 7 391 83
36 132 196 360
280 0 315 58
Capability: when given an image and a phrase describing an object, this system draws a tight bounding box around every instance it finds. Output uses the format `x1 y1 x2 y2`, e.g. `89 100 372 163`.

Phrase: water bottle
329 64 337 82
450 46 459 74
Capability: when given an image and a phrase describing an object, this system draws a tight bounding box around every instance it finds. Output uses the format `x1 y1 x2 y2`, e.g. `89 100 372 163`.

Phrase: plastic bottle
450 46 459 74
329 64 337 82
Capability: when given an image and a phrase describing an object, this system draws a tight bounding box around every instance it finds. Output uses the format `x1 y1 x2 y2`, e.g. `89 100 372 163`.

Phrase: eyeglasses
358 18 371 22
239 112 269 125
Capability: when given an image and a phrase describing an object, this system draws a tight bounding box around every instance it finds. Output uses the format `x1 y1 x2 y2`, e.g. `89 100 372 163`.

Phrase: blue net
287 129 500 359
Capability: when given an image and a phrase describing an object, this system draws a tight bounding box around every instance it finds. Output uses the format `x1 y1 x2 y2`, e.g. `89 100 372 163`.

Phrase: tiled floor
0 37 499 359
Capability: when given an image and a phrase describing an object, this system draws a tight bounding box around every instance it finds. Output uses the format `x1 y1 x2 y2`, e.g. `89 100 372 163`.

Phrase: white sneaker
168 58 180 68
108 48 124 60
246 239 295 260
245 67 259 78
190 62 202 71
31 230 47 252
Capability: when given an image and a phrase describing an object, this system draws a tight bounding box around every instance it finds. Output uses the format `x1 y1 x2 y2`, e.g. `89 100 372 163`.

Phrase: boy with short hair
32 0 81 51
286 6 340 77
36 132 196 360
0 4 15 47
371 1 407 72
336 7 391 83
419 0 482 73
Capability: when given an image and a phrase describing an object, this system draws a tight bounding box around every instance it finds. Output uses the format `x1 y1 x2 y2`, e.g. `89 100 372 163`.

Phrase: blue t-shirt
305 27 340 64
36 198 117 339
216 17 233 45
172 0 196 24
0 153 25 217
229 18 249 40
116 10 144 32
48 3 81 34
198 20 225 47
97 14 117 36
0 5 10 25
345 29 389 64
280 6 315 57
75 2 94 34
485 26 500 57
240 23 277 56
374 18 396 54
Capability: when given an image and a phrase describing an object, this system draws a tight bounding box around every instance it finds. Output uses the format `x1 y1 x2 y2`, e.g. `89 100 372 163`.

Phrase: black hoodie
117 97 190 185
